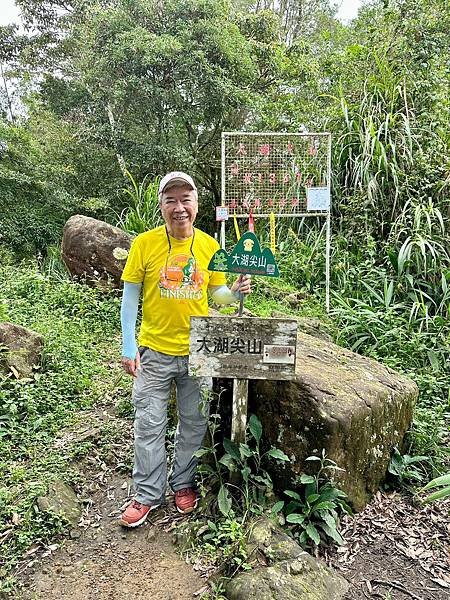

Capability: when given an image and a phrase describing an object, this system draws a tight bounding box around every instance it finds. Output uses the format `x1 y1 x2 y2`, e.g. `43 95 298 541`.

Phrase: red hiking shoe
174 488 198 514
119 499 160 528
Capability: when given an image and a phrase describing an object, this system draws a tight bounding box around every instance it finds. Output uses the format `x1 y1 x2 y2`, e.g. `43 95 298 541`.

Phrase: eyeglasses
163 226 198 283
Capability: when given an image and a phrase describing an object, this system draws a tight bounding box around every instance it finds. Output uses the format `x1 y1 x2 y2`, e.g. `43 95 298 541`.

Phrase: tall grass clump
117 170 163 235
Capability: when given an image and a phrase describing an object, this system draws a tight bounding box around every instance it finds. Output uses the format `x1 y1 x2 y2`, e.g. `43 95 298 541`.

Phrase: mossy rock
249 332 418 510
247 517 302 563
37 480 81 527
226 553 348 600
0 322 44 378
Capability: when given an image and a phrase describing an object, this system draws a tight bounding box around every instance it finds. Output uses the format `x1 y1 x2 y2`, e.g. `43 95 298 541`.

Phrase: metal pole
325 133 332 313
220 133 226 249
325 211 331 313
222 131 330 138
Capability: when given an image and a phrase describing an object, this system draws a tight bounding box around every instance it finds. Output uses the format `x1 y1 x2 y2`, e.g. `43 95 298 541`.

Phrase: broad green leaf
223 438 240 461
193 448 211 458
306 524 320 545
427 350 440 372
253 474 272 486
306 493 320 503
286 501 303 513
423 487 450 503
286 513 305 524
242 466 250 483
320 522 344 545
299 474 315 484
239 443 253 459
316 487 347 501
207 520 217 531
267 448 290 461
284 490 301 501
321 512 337 529
271 500 285 514
314 501 334 511
218 484 232 516
421 474 450 491
219 454 235 470
197 464 215 474
404 455 430 465
248 414 262 443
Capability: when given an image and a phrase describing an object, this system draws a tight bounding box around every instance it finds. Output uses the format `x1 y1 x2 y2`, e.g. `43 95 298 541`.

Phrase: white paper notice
216 206 229 221
306 187 331 211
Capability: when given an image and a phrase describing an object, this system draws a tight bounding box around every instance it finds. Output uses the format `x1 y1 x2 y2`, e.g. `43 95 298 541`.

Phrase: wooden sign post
189 316 298 448
195 232 297 483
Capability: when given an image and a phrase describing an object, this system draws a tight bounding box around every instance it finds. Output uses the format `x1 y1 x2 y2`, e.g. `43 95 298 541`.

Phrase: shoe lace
176 488 192 497
131 500 143 509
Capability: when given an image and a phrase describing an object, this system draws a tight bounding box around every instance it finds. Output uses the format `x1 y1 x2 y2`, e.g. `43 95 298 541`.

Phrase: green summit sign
208 232 279 277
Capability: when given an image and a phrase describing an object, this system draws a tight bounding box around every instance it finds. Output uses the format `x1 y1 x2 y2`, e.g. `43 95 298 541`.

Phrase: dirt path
18 475 205 600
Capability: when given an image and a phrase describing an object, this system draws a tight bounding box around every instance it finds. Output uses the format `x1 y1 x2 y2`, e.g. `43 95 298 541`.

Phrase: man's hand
121 351 141 377
231 274 251 296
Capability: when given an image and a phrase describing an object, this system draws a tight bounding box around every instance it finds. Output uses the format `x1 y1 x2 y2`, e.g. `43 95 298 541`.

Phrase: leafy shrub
387 447 431 489
195 412 289 518
273 451 351 548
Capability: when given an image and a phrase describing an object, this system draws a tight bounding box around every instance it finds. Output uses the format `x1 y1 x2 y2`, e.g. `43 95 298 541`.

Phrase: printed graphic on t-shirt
159 253 205 300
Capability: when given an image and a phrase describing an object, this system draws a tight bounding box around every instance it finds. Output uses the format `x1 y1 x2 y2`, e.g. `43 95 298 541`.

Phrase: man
119 171 251 527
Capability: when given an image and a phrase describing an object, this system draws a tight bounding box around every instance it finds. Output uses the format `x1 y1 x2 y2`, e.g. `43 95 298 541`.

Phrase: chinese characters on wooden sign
189 317 297 380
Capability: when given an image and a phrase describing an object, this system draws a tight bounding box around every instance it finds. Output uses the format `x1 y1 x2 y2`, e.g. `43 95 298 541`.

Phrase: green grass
0 261 126 591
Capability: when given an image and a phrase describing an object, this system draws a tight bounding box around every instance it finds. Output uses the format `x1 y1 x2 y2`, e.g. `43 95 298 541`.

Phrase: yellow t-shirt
121 225 226 356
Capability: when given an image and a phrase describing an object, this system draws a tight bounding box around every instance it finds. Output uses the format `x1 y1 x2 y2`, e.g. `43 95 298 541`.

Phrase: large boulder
0 322 44 378
226 517 349 600
250 332 418 510
61 215 132 286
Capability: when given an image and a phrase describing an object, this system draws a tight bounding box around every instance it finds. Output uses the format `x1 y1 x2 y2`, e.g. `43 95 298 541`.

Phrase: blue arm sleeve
120 281 142 359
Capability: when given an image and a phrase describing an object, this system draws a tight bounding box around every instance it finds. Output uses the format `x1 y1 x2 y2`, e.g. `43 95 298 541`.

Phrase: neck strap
165 226 195 255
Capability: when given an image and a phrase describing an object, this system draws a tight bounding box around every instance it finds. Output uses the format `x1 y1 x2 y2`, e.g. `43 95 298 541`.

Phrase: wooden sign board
189 316 297 380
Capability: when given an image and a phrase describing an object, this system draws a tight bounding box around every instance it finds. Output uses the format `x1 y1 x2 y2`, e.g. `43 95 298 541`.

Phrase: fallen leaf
193 585 208 597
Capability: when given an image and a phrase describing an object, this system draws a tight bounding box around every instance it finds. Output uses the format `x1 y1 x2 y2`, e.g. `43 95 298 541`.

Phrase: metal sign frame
220 131 332 311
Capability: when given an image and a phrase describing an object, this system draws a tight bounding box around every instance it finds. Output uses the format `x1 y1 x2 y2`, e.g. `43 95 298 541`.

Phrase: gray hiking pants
132 347 210 505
